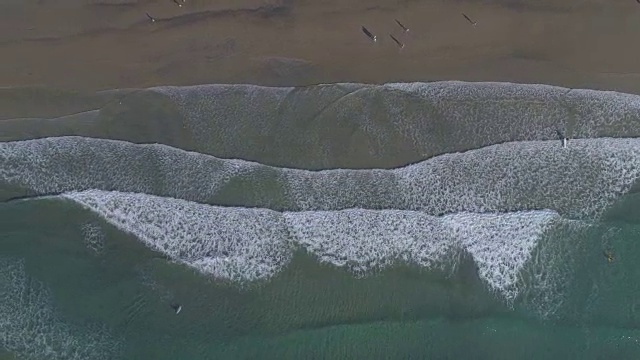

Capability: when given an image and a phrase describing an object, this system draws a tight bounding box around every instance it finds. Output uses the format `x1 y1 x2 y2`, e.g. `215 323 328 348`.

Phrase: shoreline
1 78 637 119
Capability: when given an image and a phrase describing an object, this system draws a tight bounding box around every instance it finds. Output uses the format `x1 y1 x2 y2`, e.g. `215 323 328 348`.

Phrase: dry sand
1 0 640 93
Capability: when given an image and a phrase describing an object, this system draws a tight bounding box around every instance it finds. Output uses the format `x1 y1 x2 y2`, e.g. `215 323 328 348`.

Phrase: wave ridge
63 189 572 301
2 136 640 219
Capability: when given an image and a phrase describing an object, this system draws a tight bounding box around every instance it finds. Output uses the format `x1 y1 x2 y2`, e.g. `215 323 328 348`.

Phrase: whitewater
2 136 640 218
2 81 640 312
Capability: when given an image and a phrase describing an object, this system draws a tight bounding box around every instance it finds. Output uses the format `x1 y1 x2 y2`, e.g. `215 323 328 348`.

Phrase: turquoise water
2 81 640 359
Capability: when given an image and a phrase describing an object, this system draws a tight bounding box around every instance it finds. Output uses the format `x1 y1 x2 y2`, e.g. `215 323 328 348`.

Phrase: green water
1 194 640 359
3 81 640 359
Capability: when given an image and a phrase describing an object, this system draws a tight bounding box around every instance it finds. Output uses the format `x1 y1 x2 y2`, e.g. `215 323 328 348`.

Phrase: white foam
5 82 640 170
3 137 640 220
0 136 261 203
0 257 121 360
63 190 564 300
152 84 293 148
517 220 593 318
81 222 105 256
284 138 640 218
64 190 293 283
152 81 640 168
444 211 559 300
371 82 640 142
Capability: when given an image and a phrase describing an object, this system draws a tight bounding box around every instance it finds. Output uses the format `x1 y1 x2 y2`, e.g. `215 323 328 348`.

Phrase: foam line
63 190 565 300
3 136 640 219
152 81 640 168
4 81 640 170
0 257 121 359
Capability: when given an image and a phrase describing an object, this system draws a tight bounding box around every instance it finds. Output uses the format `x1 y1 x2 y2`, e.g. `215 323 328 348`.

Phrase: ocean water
2 81 640 359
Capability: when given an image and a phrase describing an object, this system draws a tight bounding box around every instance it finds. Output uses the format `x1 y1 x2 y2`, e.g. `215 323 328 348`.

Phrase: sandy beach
2 0 640 93
6 2 640 360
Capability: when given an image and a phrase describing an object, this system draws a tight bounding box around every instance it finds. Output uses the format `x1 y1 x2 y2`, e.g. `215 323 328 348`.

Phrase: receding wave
2 136 640 218
0 257 121 359
59 189 582 302
115 81 640 168
2 81 640 169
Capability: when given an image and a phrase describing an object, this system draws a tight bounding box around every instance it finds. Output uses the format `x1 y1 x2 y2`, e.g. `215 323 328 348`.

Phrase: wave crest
63 189 569 301
2 136 640 219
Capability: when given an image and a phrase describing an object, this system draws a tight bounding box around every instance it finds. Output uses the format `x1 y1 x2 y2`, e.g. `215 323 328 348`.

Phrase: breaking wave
60 189 583 302
2 136 640 219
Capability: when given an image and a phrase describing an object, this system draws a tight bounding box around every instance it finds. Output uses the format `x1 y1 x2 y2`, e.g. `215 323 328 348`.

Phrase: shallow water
2 81 640 359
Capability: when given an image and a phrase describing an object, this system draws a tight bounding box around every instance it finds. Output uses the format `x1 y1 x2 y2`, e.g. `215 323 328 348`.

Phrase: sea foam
152 81 640 168
63 189 565 300
0 257 121 360
81 222 106 256
2 136 639 219
3 82 640 170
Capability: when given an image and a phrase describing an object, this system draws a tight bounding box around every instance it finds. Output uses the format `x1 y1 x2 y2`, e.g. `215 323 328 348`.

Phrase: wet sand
2 0 640 93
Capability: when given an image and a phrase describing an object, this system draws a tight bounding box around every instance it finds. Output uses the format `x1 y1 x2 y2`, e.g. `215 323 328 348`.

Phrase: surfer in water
555 129 568 148
603 250 614 263
170 303 182 314
361 26 377 42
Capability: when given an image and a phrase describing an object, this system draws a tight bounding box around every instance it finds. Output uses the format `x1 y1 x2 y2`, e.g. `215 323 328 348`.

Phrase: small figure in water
603 250 614 263
170 303 182 314
555 129 568 148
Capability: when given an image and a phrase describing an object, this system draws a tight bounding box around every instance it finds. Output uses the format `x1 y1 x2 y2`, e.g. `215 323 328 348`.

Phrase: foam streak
64 190 563 300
